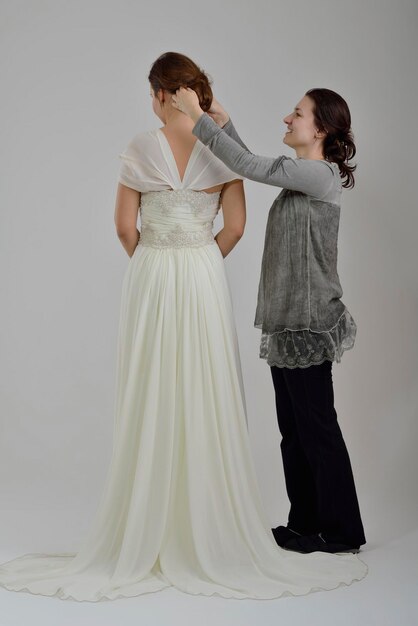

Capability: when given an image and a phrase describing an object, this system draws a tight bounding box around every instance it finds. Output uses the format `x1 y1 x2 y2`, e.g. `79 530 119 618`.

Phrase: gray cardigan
192 113 356 367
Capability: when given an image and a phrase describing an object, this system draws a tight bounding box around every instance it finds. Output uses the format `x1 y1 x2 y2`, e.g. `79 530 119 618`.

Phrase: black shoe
283 533 361 554
271 525 303 548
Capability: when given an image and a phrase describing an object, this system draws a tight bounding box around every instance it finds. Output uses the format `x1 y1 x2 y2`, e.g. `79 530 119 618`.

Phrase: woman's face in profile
282 95 320 150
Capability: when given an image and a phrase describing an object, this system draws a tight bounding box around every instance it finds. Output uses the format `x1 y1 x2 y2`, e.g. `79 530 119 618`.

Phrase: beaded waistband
140 223 215 249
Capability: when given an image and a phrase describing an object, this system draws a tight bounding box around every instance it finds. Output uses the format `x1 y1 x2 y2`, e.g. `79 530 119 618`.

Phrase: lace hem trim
257 308 357 369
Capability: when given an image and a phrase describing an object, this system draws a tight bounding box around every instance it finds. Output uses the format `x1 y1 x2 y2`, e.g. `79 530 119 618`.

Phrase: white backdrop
1 0 417 574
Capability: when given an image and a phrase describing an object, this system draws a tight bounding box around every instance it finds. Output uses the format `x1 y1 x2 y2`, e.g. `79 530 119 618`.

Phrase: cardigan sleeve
221 118 250 150
192 113 339 199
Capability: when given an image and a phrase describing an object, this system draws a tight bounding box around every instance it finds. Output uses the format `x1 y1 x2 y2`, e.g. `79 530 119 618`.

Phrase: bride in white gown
0 52 368 601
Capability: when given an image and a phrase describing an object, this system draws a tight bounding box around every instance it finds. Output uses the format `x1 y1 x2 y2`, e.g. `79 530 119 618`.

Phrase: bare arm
114 183 140 257
215 179 246 258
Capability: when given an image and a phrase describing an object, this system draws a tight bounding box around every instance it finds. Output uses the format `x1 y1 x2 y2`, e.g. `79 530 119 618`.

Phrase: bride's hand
172 87 204 122
207 97 230 128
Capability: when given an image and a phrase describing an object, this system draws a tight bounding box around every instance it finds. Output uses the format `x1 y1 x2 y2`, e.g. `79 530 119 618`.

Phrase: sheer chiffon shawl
118 128 243 193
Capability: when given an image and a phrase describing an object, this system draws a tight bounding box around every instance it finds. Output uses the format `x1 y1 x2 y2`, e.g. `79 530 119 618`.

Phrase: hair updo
148 52 213 112
305 88 357 189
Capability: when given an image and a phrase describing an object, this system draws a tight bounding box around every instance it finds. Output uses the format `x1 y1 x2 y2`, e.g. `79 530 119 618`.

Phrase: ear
315 128 327 140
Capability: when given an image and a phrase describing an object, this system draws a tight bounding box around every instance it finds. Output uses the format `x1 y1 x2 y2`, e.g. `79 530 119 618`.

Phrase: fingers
172 87 190 107
174 86 191 95
171 87 185 106
170 87 198 114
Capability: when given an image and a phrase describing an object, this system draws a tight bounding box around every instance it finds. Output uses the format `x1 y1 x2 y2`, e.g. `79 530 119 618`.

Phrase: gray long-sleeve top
192 113 357 368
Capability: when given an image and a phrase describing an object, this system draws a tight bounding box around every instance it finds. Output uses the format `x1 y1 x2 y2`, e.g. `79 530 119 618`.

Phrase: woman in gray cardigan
172 86 366 555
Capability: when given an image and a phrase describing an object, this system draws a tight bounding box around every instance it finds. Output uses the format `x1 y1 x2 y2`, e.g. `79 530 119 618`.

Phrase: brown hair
148 52 213 112
305 88 357 189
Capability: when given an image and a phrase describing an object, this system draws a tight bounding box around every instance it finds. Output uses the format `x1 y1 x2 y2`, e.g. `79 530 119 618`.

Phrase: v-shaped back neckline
156 128 202 187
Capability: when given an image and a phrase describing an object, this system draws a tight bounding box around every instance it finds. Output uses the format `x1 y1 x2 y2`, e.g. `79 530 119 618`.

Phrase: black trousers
270 359 366 546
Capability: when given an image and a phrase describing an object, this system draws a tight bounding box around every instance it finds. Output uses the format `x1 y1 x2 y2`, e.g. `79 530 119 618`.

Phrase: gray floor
0 511 417 626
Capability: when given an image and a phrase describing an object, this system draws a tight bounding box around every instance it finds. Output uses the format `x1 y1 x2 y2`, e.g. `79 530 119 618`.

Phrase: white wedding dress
0 128 368 601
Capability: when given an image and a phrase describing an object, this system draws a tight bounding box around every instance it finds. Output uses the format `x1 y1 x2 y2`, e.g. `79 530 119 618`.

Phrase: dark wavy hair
305 88 356 189
148 52 213 112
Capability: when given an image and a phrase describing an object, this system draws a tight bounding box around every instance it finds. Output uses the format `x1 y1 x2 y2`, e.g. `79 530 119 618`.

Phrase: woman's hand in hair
172 87 204 123
208 97 230 128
